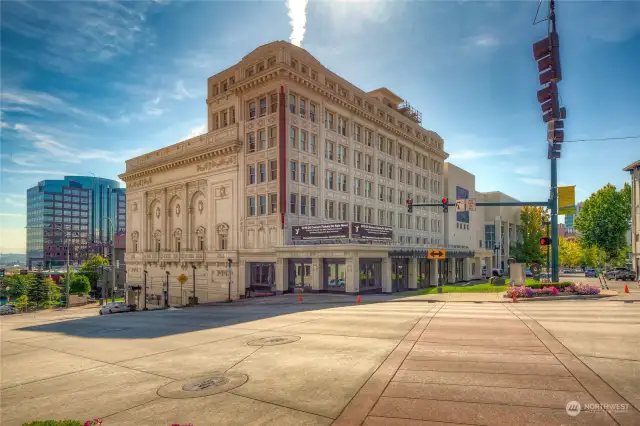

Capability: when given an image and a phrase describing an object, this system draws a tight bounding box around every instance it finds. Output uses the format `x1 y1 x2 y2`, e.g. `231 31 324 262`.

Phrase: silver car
99 302 131 315
0 304 17 315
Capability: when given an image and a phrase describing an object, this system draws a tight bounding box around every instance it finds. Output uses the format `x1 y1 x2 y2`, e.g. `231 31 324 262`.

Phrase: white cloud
1 89 110 123
171 80 197 101
468 34 499 47
448 146 526 160
0 193 26 208
287 0 309 47
185 124 207 140
0 213 26 217
514 165 540 176
1 168 76 176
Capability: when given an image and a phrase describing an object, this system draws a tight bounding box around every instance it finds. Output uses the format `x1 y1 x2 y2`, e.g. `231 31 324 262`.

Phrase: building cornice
209 65 448 160
119 138 241 182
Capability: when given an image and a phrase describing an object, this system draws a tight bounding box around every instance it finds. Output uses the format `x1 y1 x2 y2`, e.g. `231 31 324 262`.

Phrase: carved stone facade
120 41 457 304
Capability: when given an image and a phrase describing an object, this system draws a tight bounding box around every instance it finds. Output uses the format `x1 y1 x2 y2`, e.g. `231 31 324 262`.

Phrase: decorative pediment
131 231 139 241
153 229 162 240
195 226 206 236
216 223 230 236
173 228 183 238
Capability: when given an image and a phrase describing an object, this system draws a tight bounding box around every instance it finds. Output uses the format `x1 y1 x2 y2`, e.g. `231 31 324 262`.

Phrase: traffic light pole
411 202 550 208
548 0 560 284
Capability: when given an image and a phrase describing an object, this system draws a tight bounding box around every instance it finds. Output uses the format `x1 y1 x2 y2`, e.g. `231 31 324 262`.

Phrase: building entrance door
418 259 431 288
392 258 409 292
288 259 312 292
250 263 275 292
324 259 346 292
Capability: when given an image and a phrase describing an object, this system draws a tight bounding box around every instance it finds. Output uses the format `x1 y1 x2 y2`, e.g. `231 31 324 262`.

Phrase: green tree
580 243 607 268
575 183 632 260
27 274 52 309
47 279 62 306
14 295 29 310
70 274 91 295
79 255 109 289
510 207 545 264
0 274 34 301
558 237 582 268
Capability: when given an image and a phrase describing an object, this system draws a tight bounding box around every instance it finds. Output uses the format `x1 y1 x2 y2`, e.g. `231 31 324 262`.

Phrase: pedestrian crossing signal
540 237 552 246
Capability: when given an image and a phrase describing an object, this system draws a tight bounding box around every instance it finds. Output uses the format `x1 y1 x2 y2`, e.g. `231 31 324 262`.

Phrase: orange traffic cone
356 295 361 304
624 284 630 294
298 295 303 302
512 293 518 303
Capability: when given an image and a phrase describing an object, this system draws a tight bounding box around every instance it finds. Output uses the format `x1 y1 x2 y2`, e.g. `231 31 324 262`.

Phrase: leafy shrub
507 283 600 298
22 421 84 426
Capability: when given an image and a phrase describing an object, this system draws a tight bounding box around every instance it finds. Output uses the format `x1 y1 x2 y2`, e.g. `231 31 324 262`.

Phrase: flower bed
506 282 600 299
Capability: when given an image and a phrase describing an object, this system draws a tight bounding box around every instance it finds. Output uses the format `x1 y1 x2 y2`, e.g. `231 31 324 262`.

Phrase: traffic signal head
540 237 552 246
442 198 448 213
547 120 564 143
547 142 562 159
407 198 413 213
533 31 562 85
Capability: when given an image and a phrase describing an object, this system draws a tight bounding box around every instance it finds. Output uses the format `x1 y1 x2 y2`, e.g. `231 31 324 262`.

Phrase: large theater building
120 40 477 304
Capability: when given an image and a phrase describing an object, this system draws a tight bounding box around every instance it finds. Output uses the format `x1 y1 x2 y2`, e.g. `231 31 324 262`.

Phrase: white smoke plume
286 0 308 47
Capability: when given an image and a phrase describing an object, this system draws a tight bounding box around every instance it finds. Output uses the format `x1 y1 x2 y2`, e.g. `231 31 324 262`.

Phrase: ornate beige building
120 41 453 304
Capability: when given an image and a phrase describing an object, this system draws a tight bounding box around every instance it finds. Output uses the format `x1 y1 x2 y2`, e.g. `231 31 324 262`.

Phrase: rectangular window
270 93 278 113
377 135 385 152
326 141 334 160
300 130 307 152
353 205 362 222
248 165 256 184
259 97 267 117
407 171 412 186
354 178 362 196
399 214 404 228
365 207 373 224
300 195 307 215
268 126 277 148
337 145 347 164
290 161 297 181
310 134 317 154
388 188 394 203
388 164 394 179
354 123 362 142
290 193 297 214
299 99 306 118
310 103 316 122
248 197 256 216
310 197 317 216
269 193 277 214
230 107 236 124
339 203 348 220
407 215 412 229
399 168 405 183
398 145 405 160
259 163 266 183
270 160 277 181
326 171 335 190
259 129 266 151
325 200 335 219
222 110 228 127
354 151 362 169
310 166 317 185
388 211 394 227
388 140 394 156
301 163 307 183
338 116 347 136
249 102 256 120
289 94 296 114
259 195 266 215
365 181 372 198
379 210 385 225
338 174 347 192
326 111 334 130
247 133 256 153
365 155 372 173
399 190 405 205
378 160 385 176
365 129 373 146
378 185 385 202
290 126 297 148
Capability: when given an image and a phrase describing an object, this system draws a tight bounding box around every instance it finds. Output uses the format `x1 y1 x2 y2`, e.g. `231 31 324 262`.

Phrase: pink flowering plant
506 282 599 298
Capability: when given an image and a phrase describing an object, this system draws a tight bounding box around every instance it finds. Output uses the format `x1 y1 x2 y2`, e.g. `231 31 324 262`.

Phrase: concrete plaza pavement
1 295 639 426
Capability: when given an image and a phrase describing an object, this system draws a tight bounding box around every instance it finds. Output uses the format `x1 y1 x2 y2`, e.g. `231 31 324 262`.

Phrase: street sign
427 249 447 260
455 199 466 212
177 273 188 285
466 198 477 211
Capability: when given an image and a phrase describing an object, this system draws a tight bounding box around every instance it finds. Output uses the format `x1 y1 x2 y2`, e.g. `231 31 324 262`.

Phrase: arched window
195 226 206 251
216 223 229 251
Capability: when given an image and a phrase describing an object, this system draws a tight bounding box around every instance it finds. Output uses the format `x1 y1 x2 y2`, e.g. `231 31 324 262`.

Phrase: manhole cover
183 376 229 391
158 372 247 399
247 335 301 346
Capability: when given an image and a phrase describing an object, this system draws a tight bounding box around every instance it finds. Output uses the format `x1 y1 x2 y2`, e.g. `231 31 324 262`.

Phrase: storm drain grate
158 372 247 399
247 335 301 346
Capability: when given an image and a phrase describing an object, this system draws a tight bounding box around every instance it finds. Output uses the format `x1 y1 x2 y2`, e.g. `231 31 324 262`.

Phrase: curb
503 293 617 302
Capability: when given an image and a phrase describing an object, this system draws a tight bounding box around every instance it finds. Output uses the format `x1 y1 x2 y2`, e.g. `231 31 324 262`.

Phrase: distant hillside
0 253 27 266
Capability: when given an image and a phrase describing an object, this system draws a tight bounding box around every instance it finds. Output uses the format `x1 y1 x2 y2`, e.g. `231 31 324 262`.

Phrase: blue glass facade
26 176 126 268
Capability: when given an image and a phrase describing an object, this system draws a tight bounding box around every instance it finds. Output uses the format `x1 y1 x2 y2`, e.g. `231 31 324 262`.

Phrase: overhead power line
562 135 640 143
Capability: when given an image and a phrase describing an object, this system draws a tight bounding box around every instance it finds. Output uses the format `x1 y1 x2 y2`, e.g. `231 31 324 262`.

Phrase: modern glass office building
26 176 126 269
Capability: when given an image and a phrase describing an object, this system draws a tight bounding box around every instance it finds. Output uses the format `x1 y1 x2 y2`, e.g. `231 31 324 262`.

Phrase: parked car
99 302 132 315
0 304 17 315
491 268 503 277
607 268 636 281
585 269 596 278
525 268 533 278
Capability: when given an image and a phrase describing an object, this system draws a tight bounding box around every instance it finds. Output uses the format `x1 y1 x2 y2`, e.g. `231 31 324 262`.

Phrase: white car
99 302 131 315
0 305 17 315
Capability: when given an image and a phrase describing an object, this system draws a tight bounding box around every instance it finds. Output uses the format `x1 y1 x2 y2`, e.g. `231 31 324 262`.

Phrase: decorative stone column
345 253 359 294
275 258 288 294
430 259 438 287
382 257 393 293
311 258 322 292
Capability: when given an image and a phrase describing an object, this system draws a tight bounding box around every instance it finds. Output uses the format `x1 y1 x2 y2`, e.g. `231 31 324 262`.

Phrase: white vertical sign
466 198 477 211
455 199 466 212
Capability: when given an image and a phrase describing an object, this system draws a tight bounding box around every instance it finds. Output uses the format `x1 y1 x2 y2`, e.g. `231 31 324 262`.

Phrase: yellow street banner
558 186 576 215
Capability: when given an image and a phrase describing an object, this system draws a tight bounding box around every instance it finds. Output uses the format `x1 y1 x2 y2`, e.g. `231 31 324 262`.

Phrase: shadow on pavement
14 292 422 339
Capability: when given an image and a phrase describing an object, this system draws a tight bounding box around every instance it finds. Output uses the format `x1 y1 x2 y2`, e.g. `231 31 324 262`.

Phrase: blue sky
1 0 639 253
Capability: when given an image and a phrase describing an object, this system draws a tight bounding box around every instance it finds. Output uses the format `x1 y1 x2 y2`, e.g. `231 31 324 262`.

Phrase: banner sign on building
351 222 393 241
558 186 576 215
456 186 470 223
292 222 350 240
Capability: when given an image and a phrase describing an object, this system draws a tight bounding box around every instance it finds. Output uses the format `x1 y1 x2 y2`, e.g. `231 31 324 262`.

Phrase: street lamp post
165 271 170 308
143 269 148 310
191 264 196 306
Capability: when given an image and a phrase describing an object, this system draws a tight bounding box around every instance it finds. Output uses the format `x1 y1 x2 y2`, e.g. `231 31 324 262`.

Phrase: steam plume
286 0 308 47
